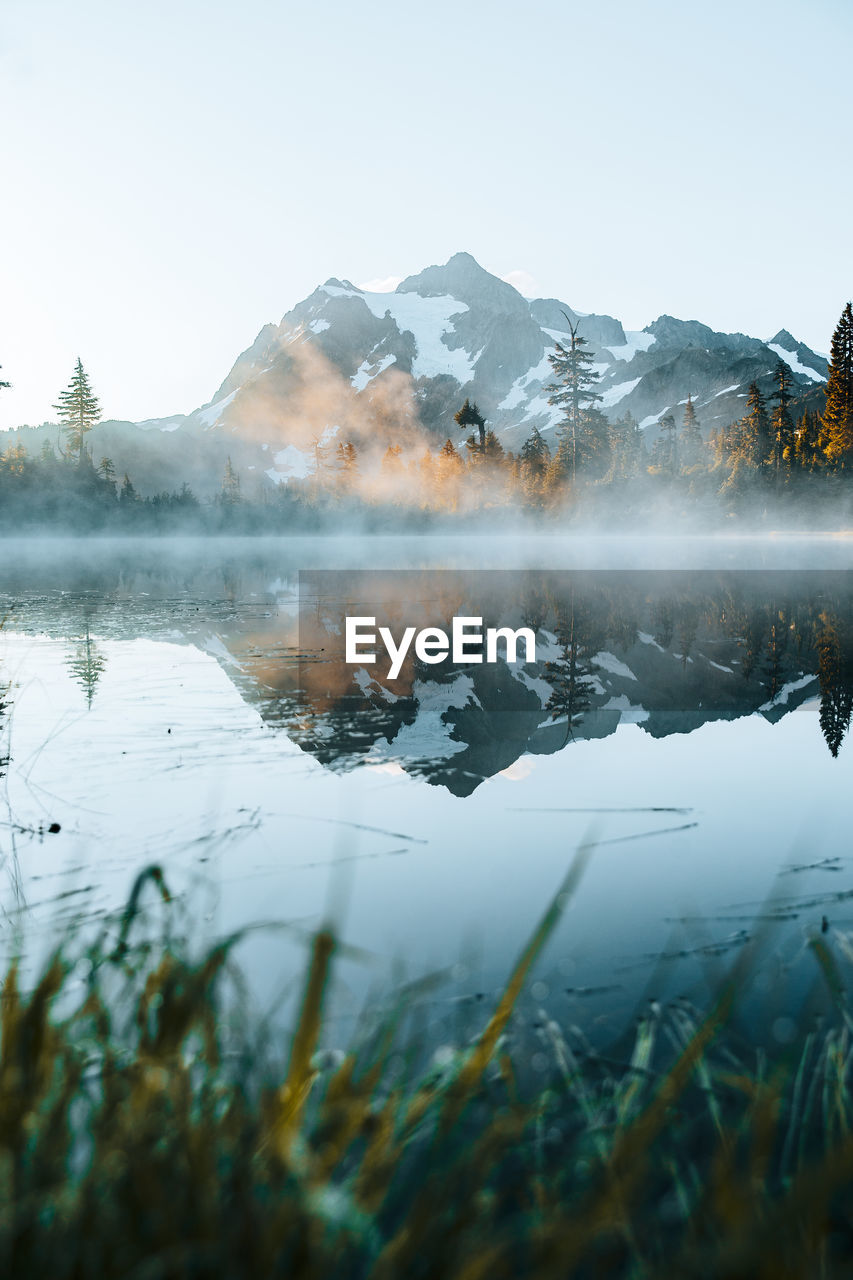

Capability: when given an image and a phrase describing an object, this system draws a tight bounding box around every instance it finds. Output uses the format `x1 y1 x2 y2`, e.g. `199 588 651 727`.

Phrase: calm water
1 536 852 1040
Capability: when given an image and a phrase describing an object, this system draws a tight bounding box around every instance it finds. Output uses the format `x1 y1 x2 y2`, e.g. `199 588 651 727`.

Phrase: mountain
217 568 841 796
3 254 830 494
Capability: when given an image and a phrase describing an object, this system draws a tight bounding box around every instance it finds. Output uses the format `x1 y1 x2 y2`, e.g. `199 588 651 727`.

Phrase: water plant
1 857 853 1278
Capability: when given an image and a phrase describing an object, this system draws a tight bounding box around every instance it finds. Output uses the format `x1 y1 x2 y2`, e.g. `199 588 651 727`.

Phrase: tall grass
1 860 853 1278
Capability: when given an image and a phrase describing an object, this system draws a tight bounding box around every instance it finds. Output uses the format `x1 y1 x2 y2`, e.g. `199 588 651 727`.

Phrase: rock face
197 252 828 474
13 253 828 494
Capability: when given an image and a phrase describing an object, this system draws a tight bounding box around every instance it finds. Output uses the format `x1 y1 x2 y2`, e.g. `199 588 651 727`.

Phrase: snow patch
361 290 474 383
351 352 397 391
713 383 741 398
320 283 362 298
592 651 637 681
196 390 238 428
600 377 642 408
371 674 478 761
603 694 649 723
272 444 314 481
767 343 825 383
759 674 818 711
606 331 656 362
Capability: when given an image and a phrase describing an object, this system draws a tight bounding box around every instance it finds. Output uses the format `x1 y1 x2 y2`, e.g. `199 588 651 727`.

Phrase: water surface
1 536 851 1039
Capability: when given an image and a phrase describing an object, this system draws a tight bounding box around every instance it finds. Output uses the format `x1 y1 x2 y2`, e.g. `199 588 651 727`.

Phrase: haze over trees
0 302 852 531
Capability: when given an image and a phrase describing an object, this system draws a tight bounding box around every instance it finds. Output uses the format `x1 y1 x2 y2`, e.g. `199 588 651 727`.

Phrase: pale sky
1 0 850 429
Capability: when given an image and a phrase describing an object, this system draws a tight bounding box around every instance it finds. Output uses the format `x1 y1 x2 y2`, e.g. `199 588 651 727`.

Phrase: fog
2 531 853 584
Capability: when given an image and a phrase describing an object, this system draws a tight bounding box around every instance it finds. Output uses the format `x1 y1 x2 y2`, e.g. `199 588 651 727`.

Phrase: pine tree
770 361 795 483
739 383 771 473
221 456 241 504
53 359 101 461
679 395 704 468
0 366 10 391
434 438 464 508
119 473 138 503
310 432 331 485
651 414 677 477
466 429 504 463
817 612 853 757
543 597 595 744
545 319 606 484
98 457 116 484
519 425 551 503
67 625 105 709
607 412 644 481
380 443 403 476
333 441 358 498
520 425 551 475
822 302 853 470
454 398 486 453
794 410 822 472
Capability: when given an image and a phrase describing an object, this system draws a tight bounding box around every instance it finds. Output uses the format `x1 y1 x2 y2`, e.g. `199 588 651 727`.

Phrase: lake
1 535 852 1045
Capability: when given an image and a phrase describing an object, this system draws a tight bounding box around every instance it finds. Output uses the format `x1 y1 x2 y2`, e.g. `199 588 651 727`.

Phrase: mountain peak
397 252 528 318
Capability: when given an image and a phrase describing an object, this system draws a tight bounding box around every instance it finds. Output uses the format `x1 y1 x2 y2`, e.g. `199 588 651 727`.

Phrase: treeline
290 570 853 764
1 303 851 530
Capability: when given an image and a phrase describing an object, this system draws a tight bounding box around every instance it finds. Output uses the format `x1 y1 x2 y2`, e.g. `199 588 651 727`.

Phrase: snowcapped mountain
218 568 832 796
9 253 826 494
177 251 828 485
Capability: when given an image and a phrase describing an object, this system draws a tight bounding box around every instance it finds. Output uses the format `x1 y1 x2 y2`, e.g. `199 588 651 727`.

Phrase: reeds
1 860 853 1278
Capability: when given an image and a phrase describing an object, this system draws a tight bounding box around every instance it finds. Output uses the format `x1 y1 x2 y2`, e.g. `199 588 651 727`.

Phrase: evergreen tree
334 441 359 496
543 597 595 744
519 425 552 503
454 398 486 453
67 625 106 709
0 366 9 391
1 444 28 476
98 457 116 485
822 302 853 470
335 441 357 471
221 456 241 504
545 319 606 484
466 429 505 464
119 473 138 503
770 361 795 483
434 438 464 508
607 412 644 481
679 395 704 468
651 413 677 477
415 450 437 508
310 432 331 486
520 425 551 476
794 410 823 472
817 612 853 757
739 382 771 473
53 359 101 461
380 443 404 476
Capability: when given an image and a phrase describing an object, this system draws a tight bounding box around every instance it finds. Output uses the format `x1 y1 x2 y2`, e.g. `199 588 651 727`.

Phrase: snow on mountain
766 330 827 383
54 253 828 493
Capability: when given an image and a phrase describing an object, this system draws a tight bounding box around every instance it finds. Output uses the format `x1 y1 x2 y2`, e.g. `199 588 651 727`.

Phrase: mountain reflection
219 570 853 795
2 562 851 795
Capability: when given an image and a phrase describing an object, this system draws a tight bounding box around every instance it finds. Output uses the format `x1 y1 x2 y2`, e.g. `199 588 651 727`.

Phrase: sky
1 0 850 430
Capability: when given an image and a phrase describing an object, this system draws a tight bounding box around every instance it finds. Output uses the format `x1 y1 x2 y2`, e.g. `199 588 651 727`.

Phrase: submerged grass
1 860 853 1278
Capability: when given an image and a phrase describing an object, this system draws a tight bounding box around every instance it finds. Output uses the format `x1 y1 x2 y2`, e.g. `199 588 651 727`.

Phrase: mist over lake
0 535 850 1040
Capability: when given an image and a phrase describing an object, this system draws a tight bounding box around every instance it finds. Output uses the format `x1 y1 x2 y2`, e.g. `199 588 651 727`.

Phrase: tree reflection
67 625 106 709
